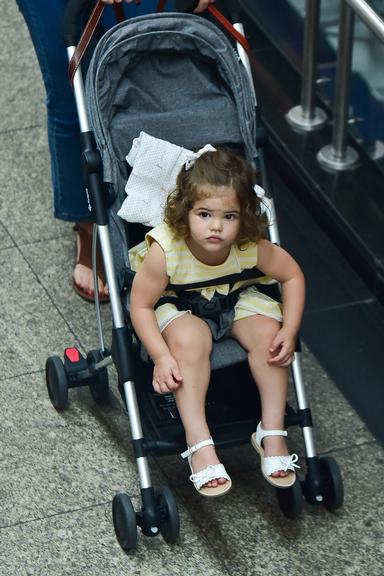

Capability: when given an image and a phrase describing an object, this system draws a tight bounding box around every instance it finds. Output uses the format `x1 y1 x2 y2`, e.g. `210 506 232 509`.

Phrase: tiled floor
1 3 383 575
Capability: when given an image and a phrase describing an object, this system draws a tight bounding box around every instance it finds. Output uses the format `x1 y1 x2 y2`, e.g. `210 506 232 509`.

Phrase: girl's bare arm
130 242 170 361
130 242 182 392
257 239 305 334
257 239 305 365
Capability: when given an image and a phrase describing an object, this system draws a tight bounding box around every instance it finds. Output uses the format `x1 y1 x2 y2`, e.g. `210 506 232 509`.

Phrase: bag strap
68 1 126 87
68 0 104 87
206 4 250 53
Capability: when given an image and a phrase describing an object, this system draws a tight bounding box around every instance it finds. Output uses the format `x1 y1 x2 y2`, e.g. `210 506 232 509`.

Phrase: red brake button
65 347 81 363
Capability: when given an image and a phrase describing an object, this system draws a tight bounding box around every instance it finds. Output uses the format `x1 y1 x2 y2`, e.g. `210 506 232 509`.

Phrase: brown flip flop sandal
73 224 109 303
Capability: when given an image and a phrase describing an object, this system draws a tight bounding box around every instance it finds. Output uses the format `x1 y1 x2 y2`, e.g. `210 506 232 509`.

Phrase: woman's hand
268 326 296 367
194 0 215 13
153 353 183 394
100 0 215 11
101 0 140 4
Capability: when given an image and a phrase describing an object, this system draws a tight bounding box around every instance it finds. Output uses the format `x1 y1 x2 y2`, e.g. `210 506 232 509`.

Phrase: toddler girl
129 148 305 497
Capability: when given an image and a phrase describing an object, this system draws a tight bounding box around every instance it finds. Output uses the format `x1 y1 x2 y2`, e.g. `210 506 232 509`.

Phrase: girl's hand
268 326 296 367
153 353 183 394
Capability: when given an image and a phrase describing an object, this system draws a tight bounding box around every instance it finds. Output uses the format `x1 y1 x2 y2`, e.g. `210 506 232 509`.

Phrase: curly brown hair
164 148 267 246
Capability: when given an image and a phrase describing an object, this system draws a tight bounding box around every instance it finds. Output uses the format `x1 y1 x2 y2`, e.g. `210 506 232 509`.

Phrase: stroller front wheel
276 477 303 519
319 456 344 511
112 493 138 551
45 356 68 411
155 486 180 543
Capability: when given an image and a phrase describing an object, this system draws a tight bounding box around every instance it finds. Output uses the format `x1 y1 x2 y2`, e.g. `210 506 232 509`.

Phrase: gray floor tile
175 443 384 576
0 373 165 526
0 220 15 250
1 3 45 132
22 235 114 354
0 127 67 246
287 345 374 453
0 247 80 379
0 503 228 576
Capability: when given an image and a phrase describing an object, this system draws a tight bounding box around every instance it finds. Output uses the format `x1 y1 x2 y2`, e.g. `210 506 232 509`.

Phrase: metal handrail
287 0 384 170
345 0 384 41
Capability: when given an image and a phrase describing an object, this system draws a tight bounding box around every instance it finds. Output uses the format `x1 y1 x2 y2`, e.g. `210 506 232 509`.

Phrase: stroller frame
45 0 343 550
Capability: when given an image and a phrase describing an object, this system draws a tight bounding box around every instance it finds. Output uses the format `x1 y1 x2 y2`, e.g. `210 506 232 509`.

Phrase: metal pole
286 0 327 131
346 0 384 42
317 1 359 169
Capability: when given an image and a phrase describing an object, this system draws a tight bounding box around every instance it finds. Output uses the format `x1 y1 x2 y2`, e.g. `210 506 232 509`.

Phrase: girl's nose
211 218 223 231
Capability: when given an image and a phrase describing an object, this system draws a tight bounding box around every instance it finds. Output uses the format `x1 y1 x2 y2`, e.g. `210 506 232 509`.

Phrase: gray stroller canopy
86 12 257 190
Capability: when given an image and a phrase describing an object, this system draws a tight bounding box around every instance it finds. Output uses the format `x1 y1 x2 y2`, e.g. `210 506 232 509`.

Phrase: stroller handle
63 0 97 46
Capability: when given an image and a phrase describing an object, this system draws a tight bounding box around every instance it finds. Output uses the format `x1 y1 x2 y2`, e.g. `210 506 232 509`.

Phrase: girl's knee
166 322 212 359
235 315 281 353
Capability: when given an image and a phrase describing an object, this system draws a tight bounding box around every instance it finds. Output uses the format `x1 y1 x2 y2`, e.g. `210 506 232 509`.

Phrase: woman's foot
73 223 109 302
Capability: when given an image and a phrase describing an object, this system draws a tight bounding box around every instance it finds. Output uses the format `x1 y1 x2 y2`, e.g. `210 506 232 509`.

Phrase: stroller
45 0 344 550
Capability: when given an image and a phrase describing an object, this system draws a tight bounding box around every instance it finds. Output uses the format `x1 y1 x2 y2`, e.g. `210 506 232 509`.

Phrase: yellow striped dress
129 223 282 333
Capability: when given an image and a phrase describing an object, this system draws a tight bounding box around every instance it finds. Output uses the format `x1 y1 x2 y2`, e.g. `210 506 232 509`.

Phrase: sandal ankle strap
256 422 287 446
181 437 214 459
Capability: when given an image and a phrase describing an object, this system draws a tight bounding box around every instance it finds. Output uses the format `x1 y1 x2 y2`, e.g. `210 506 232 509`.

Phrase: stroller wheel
319 456 344 511
45 356 68 411
87 350 109 405
155 486 180 543
112 493 138 551
276 478 303 519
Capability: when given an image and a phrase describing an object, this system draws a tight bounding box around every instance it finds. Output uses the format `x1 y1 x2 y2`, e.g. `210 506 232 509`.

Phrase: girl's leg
231 315 290 478
162 314 227 488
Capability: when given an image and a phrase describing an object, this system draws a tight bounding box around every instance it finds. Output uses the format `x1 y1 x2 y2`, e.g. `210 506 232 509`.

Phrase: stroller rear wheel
46 356 68 411
276 478 303 519
112 493 138 551
87 350 109 405
319 456 344 511
155 486 180 543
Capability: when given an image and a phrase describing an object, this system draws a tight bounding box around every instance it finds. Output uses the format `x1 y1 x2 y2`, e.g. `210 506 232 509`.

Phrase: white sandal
251 422 300 489
181 438 232 497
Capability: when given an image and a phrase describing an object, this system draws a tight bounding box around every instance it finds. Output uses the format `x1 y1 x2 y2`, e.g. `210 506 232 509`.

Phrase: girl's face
186 185 241 265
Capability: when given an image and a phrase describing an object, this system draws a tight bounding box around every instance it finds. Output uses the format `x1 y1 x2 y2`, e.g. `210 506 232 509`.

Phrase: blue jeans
16 0 174 222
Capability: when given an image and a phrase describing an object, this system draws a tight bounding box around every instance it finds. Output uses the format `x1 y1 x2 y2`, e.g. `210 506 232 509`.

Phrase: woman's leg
231 315 290 477
16 0 108 298
162 314 227 488
16 0 88 221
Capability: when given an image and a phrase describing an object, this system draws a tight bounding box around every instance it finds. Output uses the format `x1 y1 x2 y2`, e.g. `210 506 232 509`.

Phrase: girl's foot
262 434 290 478
181 438 232 497
73 223 109 302
251 422 299 488
190 443 227 488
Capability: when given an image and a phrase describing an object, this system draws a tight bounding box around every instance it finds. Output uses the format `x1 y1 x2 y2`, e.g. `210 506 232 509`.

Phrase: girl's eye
225 214 237 220
198 211 210 218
